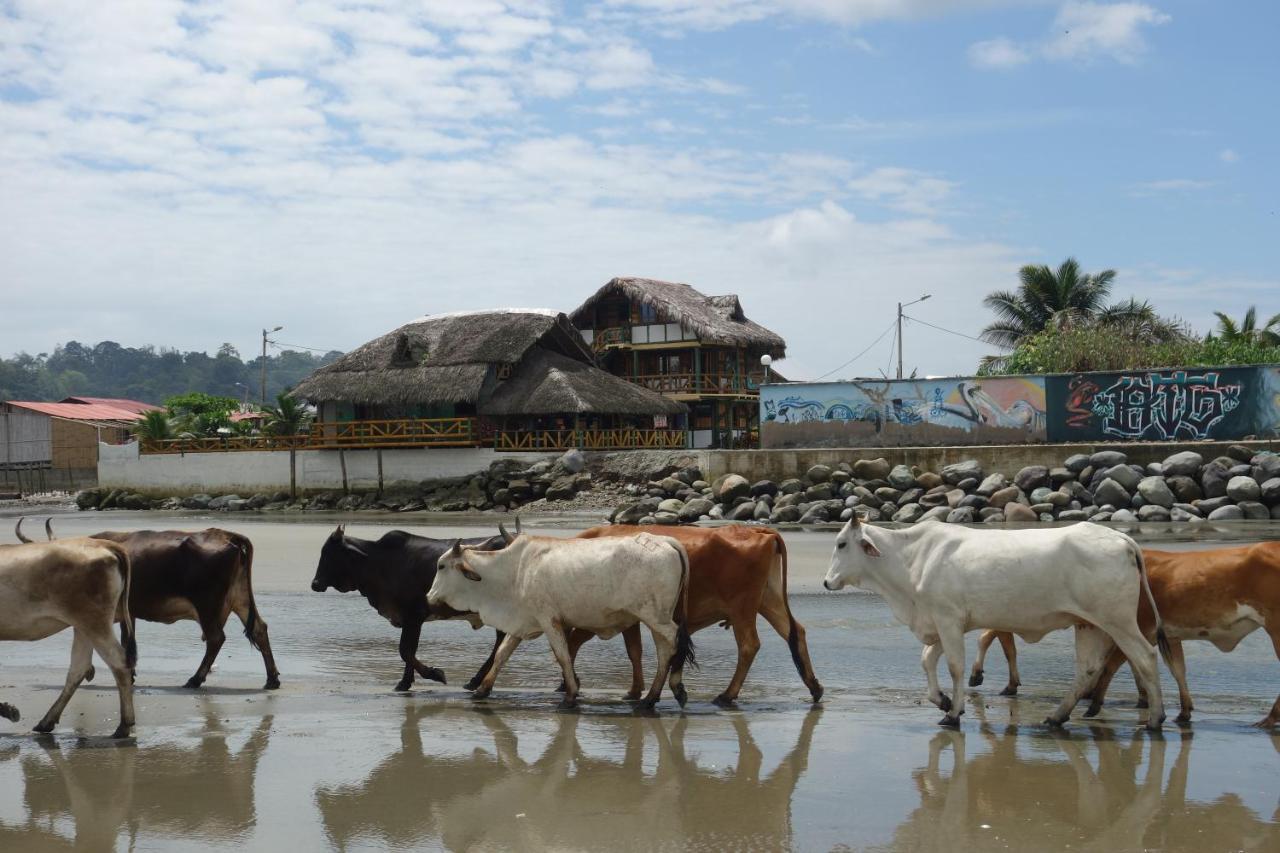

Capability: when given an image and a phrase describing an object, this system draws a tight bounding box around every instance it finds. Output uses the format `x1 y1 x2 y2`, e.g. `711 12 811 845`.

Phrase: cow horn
447 538 462 556
498 522 514 545
45 518 55 541
14 518 33 544
514 515 522 535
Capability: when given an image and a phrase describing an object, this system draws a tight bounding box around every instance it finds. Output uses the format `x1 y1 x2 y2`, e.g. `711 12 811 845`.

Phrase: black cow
310 525 509 692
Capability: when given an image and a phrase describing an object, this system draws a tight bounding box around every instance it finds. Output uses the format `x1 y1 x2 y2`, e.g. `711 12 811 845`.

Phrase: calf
562 525 822 705
429 531 694 710
0 539 137 738
310 525 508 692
823 516 1167 730
970 542 1280 728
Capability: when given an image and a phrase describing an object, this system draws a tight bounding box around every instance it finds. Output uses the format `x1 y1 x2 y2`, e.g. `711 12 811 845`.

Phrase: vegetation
0 341 341 404
262 393 312 435
132 409 175 442
1210 306 1280 346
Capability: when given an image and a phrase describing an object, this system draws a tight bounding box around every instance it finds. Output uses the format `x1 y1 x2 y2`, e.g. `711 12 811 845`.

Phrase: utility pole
261 326 283 404
895 295 932 380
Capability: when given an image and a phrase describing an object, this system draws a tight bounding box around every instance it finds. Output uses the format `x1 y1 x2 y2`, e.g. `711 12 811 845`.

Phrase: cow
428 530 695 710
309 525 511 692
0 539 137 738
969 541 1280 728
551 524 822 705
822 516 1168 730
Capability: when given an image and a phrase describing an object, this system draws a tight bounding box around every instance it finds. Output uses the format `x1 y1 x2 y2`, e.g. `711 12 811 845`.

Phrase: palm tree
1210 306 1280 346
132 409 174 442
980 258 1117 350
263 392 312 436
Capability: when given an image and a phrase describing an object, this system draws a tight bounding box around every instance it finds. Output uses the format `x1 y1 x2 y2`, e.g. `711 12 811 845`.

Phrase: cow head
823 515 881 591
427 539 487 613
311 524 367 593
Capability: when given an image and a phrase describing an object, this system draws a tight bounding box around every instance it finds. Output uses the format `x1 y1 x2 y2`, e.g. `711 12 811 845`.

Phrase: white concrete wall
98 442 556 496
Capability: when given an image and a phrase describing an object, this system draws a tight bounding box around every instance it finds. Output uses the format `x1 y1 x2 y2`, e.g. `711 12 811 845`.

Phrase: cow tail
112 543 138 671
776 534 807 676
237 535 264 650
1136 546 1171 659
669 541 698 672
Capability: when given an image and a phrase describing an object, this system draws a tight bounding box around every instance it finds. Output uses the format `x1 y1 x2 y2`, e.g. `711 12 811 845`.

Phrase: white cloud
1130 178 1216 195
848 167 957 214
1219 148 1240 164
1043 2 1170 64
597 0 1029 31
967 37 1031 69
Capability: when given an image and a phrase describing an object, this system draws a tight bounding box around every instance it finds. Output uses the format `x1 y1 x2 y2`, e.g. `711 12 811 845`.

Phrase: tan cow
0 539 138 738
969 542 1280 728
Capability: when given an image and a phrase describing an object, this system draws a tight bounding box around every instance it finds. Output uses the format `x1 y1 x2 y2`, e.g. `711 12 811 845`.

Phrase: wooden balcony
139 418 480 454
631 372 765 397
495 429 688 452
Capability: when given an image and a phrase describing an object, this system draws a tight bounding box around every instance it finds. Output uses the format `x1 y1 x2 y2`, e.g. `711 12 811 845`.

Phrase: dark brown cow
569 525 823 705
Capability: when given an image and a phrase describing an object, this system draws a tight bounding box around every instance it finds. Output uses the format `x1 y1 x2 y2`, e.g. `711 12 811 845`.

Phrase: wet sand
1 513 1278 851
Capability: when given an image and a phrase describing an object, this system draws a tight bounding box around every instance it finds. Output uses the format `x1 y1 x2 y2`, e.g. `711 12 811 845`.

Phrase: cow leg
85 625 136 739
1083 645 1127 718
996 632 1021 696
621 625 644 701
637 623 677 712
969 630 997 687
937 627 967 727
1252 629 1280 729
185 611 226 689
1046 626 1112 729
555 629 593 694
234 605 281 690
472 634 521 700
921 643 951 712
34 629 94 734
1165 640 1194 725
544 622 579 710
758 592 823 702
713 618 761 707
466 631 505 692
1105 622 1165 731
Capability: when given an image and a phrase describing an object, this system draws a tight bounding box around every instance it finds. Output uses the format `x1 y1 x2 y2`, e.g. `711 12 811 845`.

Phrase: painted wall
762 364 1280 449
761 376 1048 448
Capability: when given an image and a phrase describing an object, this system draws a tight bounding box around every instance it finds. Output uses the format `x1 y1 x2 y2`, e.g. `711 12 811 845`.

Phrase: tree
132 409 175 442
980 258 1117 350
1210 306 1280 346
262 392 312 436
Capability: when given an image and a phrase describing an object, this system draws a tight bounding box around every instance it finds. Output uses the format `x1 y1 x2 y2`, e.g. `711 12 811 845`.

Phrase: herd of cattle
0 514 1276 740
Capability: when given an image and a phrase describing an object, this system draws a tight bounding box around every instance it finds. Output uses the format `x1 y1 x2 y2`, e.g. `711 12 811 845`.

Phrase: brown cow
0 539 137 738
969 542 1280 728
571 525 823 705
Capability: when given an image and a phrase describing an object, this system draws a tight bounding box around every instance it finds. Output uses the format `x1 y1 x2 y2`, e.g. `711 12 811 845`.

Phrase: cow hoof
394 681 413 693
184 677 204 690
712 693 736 708
809 682 824 703
0 704 19 723
1175 711 1192 725
111 724 133 740
968 671 984 687
556 698 579 712
937 694 952 713
472 686 492 701
999 685 1019 697
1250 716 1278 729
622 691 642 702
1083 703 1103 718
265 677 282 690
424 668 447 685
1145 717 1165 732
938 715 961 729
554 681 568 693
633 700 659 715
85 665 96 683
1043 717 1066 729
464 678 483 692
33 720 55 734
673 685 689 708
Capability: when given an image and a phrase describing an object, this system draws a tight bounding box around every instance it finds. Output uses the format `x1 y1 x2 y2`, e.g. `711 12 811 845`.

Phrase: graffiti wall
760 377 1048 448
762 364 1280 449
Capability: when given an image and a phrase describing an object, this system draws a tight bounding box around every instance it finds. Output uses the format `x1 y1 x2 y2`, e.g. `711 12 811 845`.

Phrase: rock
1137 505 1171 522
713 474 752 503
727 501 758 521
754 501 773 521
678 498 715 522
1003 503 1037 522
691 480 710 491
335 494 362 511
806 464 832 484
852 458 891 480
955 478 979 493
1239 501 1270 520
613 503 647 525
1170 507 1201 523
676 466 703 484
975 474 1007 496
1200 462 1231 498
208 494 242 510
751 480 779 498
1254 453 1280 482
1049 467 1075 487
958 494 988 510
941 460 983 485
892 503 925 523
1195 496 1233 514
875 487 904 504
897 487 924 506
1064 453 1091 473
491 488 513 506
1161 451 1203 477
799 505 830 524
1090 450 1128 468
1014 465 1050 492
118 493 150 510
1046 491 1070 507
770 505 802 523
225 498 250 512
1093 479 1131 509
559 448 586 473
1057 509 1089 521
915 472 944 490
1104 464 1142 492
887 465 917 490
1089 511 1113 522
159 496 183 510
657 498 685 514
1260 478 1280 505
543 476 575 500
1172 502 1203 518
74 489 102 510
986 486 1022 510
1225 444 1256 462
830 470 851 485
1226 476 1261 502
1136 477 1175 508
1165 475 1201 503
946 507 976 524
1030 502 1054 515
1207 505 1244 521
652 511 679 525
657 476 685 495
1111 508 1137 523
940 488 962 508
803 484 834 502
245 493 270 510
918 506 951 523
1029 486 1054 504
779 478 804 495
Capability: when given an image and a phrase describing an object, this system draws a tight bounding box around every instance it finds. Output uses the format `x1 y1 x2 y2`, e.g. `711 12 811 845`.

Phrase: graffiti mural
761 377 1048 448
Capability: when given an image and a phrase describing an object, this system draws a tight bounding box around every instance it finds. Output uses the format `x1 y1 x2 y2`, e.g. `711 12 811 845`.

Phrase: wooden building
1 399 149 489
570 277 786 448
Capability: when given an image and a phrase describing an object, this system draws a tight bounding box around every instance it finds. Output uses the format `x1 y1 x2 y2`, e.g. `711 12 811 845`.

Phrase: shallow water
1 513 1277 851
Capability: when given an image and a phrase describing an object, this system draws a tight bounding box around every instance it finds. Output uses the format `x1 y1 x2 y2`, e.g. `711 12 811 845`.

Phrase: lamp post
258 325 281 404
234 382 249 409
896 295 931 380
759 353 772 384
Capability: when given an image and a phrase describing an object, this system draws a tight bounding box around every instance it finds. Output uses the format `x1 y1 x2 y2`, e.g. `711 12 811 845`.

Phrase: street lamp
759 353 772 384
896 295 931 380
234 382 249 408
261 325 283 404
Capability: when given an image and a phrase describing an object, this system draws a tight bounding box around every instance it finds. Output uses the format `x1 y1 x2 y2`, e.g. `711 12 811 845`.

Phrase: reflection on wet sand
0 710 272 850
317 704 822 852
891 703 1278 852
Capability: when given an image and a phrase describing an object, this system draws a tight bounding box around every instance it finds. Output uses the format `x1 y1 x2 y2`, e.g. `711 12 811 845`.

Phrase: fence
494 429 689 451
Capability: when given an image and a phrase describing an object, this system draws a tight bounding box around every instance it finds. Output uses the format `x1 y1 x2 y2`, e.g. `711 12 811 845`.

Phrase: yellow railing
495 429 688 451
631 373 765 396
139 418 480 454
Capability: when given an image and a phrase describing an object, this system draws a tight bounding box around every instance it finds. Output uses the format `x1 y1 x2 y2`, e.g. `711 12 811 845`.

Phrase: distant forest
0 341 343 405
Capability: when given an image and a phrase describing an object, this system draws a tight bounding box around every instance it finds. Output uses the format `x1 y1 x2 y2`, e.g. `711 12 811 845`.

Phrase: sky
1 0 1276 381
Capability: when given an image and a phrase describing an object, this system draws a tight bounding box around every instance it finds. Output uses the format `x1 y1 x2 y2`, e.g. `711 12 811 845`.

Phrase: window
639 303 658 324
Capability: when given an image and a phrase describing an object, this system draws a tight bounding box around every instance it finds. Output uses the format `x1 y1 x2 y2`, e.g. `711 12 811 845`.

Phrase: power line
269 341 338 354
812 320 896 381
901 313 988 345
884 321 898 378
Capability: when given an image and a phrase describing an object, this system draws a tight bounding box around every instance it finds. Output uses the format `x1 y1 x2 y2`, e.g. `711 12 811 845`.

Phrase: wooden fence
494 429 688 452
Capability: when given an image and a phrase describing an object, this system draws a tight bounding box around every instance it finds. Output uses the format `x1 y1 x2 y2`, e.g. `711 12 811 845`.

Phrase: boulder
1029 486 1054 505
897 487 924 507
1195 496 1233 514
727 501 758 521
336 494 363 511
918 506 951 523
955 478 980 493
798 505 830 524
1226 444 1256 462
852 458 891 481
1110 508 1136 522
1057 509 1089 522
748 480 779 499
1145 463 1164 476
224 498 251 512
779 478 804 495
941 459 983 485
1200 462 1231 498
979 507 1004 521
770 505 802 523
1226 475 1261 503
892 503 925 523
1104 464 1142 492
1014 465 1050 492
182 494 212 510
754 501 773 521
1136 477 1175 508
1136 505 1171 522
958 494 988 510
1172 502 1203 518
678 498 715 521
1089 450 1128 468
74 489 103 510
1165 475 1202 503
1254 453 1280 482
1239 501 1271 520
915 471 944 490
208 494 242 510
975 473 1007 497
887 465 917 490
986 486 1022 510
945 488 966 508
652 511 679 525
1029 502 1054 515
713 474 752 503
1170 507 1201 523
946 507 976 524
803 484 834 502
1260 478 1280 505
806 464 832 484
657 498 685 514
1093 478 1131 509
1003 503 1037 522
1046 491 1070 507
1161 451 1203 477
657 476 685 495
1049 467 1075 487
1063 453 1091 472
1207 505 1244 521
559 448 586 473
830 470 851 485
545 476 578 501
613 503 648 524
875 486 904 504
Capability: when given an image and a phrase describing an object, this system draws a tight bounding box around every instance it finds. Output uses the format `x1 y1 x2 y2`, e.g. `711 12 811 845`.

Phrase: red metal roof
61 396 162 415
6 401 145 423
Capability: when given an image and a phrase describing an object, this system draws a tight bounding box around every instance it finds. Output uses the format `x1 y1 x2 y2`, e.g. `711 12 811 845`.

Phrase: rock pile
606 446 1280 526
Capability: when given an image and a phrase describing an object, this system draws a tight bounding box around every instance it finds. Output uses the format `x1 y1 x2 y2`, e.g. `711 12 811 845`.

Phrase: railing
139 417 480 454
592 326 631 351
495 429 688 451
631 372 766 396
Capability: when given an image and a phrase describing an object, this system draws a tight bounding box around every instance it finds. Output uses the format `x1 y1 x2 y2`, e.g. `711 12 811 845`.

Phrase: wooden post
377 449 384 496
339 449 349 494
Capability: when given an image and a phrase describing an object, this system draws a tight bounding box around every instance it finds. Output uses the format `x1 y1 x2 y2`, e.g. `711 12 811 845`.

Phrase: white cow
0 538 138 738
823 517 1167 730
428 529 694 710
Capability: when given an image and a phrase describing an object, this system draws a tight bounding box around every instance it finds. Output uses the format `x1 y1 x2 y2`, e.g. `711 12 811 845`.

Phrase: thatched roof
482 349 686 417
293 310 592 405
570 277 786 358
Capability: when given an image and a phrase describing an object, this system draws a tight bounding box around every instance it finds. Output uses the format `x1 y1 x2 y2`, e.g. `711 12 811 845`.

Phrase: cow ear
344 539 366 557
860 539 881 558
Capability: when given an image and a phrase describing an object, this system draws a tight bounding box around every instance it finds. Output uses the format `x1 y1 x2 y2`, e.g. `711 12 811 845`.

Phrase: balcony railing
592 326 632 351
495 429 688 452
631 372 765 396
139 417 480 454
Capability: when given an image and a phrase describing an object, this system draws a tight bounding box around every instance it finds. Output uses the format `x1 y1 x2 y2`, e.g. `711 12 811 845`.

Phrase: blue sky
1 0 1275 380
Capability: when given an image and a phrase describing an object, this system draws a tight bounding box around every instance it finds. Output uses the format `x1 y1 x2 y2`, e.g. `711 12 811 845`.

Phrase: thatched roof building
570 277 786 358
293 310 683 419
